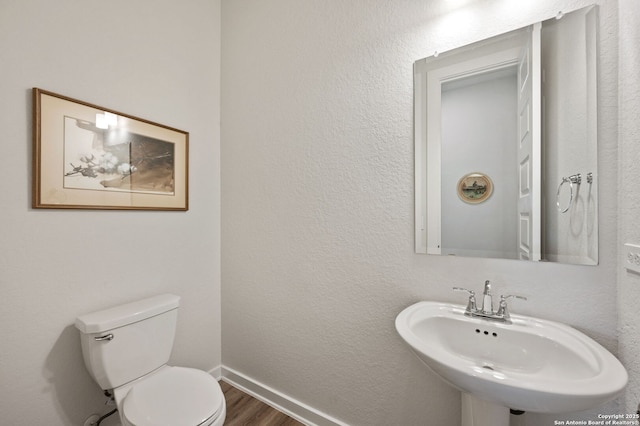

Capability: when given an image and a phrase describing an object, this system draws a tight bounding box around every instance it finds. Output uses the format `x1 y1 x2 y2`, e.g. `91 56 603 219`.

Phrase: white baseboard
208 364 223 380
220 365 349 426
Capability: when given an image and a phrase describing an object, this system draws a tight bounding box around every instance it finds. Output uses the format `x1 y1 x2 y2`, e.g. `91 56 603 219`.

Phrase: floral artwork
33 88 188 210
63 117 175 194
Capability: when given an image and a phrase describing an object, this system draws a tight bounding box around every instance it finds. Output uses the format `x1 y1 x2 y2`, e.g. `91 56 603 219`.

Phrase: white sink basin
395 301 627 413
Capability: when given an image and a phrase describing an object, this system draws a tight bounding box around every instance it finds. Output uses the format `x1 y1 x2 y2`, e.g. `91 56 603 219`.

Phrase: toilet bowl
75 294 226 426
116 366 226 426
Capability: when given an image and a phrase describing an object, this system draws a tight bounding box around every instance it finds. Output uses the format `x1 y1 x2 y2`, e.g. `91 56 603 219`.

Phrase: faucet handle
452 287 477 314
500 294 528 303
453 286 475 295
496 294 527 318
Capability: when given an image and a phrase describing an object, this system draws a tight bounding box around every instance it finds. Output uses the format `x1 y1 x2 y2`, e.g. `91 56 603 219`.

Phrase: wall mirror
414 5 598 265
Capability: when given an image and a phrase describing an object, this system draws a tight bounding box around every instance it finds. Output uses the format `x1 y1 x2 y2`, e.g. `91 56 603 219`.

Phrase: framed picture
32 88 188 210
457 172 493 204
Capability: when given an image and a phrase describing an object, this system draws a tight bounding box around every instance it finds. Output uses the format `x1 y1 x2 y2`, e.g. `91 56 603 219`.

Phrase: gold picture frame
32 88 188 210
457 172 493 204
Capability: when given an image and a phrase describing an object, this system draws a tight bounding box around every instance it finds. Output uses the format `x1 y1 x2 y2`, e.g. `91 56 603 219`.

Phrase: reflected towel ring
556 174 582 213
586 172 593 184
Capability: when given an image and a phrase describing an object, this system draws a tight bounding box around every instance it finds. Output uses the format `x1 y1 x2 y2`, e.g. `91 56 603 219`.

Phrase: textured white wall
222 0 621 424
0 1 221 424
618 0 640 415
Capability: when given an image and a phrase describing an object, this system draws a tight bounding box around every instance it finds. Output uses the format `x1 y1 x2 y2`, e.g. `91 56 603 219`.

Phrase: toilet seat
122 366 224 426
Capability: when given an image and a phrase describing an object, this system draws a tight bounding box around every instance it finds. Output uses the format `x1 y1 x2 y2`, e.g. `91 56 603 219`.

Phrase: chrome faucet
481 280 493 314
453 280 527 324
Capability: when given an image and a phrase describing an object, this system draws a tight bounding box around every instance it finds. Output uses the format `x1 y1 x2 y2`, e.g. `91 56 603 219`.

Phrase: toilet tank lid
75 294 180 334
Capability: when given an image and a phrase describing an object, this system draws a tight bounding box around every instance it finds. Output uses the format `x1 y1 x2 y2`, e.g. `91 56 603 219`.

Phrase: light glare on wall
446 0 471 5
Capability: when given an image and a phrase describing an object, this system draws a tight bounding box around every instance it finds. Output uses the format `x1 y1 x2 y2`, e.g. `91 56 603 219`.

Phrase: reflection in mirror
414 6 598 265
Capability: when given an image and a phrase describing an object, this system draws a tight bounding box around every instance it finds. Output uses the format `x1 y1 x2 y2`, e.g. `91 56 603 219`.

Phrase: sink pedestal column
461 393 509 426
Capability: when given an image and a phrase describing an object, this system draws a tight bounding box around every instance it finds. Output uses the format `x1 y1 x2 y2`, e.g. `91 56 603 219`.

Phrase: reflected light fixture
95 111 118 129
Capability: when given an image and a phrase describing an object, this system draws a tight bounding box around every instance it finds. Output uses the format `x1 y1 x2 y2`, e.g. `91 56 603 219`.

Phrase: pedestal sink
395 301 627 426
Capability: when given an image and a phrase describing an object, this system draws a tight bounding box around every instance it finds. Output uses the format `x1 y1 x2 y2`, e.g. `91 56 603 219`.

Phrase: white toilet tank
75 294 180 390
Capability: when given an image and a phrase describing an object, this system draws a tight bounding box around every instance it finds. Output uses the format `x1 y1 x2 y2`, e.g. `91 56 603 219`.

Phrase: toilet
75 294 226 426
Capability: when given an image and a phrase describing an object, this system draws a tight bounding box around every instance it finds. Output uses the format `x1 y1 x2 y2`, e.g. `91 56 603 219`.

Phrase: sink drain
482 365 494 371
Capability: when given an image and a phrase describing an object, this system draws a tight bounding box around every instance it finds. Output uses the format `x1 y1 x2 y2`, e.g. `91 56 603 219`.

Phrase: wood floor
221 381 305 426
